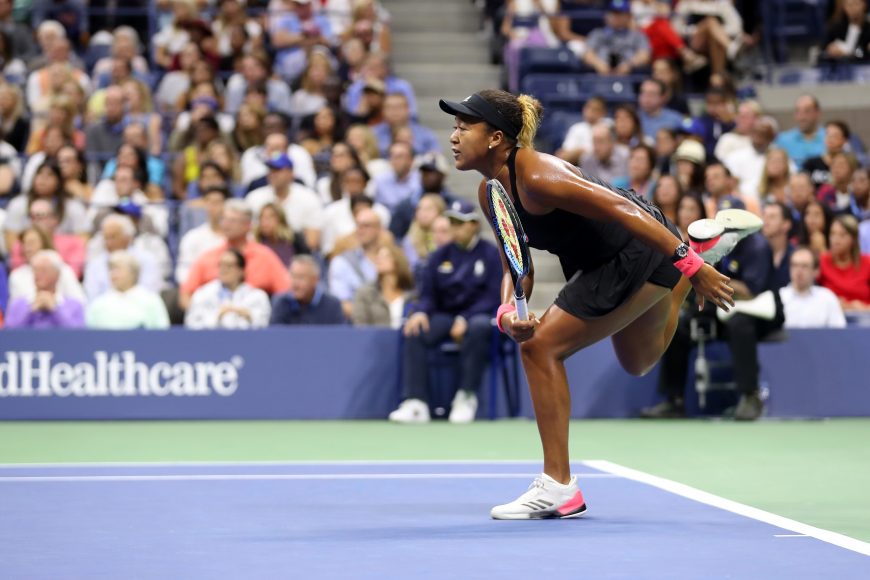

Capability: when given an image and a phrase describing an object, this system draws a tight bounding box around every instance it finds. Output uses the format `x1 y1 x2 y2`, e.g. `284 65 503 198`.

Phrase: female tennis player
439 89 761 520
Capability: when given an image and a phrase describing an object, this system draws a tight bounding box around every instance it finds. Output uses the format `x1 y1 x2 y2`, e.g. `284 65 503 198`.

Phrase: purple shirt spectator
5 297 85 329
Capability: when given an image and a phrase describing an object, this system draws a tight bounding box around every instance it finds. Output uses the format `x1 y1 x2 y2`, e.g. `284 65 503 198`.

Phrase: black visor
439 93 520 140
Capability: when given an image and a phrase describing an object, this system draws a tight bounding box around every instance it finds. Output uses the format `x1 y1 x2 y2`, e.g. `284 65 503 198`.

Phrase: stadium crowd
0 0 869 421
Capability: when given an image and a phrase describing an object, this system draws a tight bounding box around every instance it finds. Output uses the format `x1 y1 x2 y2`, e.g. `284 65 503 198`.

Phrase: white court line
0 473 619 483
0 459 551 469
585 460 870 558
774 534 810 538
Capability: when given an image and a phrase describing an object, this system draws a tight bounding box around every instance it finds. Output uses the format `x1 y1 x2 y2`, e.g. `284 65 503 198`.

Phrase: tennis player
439 89 762 519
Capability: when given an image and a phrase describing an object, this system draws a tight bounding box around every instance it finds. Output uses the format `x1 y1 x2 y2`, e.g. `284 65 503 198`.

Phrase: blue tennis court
1 461 867 578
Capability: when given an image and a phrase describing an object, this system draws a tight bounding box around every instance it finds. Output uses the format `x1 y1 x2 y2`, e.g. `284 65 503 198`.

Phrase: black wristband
671 242 690 264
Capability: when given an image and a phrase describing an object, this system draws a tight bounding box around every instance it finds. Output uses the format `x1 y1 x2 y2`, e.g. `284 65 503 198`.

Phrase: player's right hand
501 311 539 343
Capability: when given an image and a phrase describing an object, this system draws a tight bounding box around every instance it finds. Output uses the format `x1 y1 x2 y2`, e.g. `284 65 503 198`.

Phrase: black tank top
506 148 635 280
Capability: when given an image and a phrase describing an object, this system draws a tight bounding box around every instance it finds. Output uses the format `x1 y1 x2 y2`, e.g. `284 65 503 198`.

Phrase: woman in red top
818 214 870 311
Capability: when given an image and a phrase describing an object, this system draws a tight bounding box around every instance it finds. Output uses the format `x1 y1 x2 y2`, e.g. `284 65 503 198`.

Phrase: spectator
185 248 272 329
153 0 198 69
762 202 796 290
676 193 707 240
654 127 678 175
389 200 501 424
224 52 294 116
346 123 391 178
650 174 682 224
774 95 825 167
328 206 383 317
372 141 422 213
637 79 683 140
321 167 391 256
694 87 736 160
155 42 207 113
120 79 163 157
389 151 457 241
290 49 334 117
850 167 870 220
802 120 851 189
9 198 85 276
613 104 648 149
799 199 833 257
789 171 817 217
180 199 292 309
703 161 746 217
171 115 223 199
672 138 706 197
86 251 170 329
651 58 690 115
57 144 91 203
26 95 84 157
239 118 317 190
254 202 311 267
634 2 707 72
316 141 367 204
758 148 792 206
100 125 167 199
0 128 18 199
643 230 783 421
352 243 414 328
90 164 169 240
500 0 562 93
7 227 85 305
344 52 417 119
270 255 347 325
269 0 336 83
818 214 870 311
20 125 68 194
212 0 263 60
0 82 29 153
6 250 84 329
84 213 162 300
555 96 608 165
673 0 744 77
92 26 150 79
402 193 447 278
822 0 870 62
246 152 324 252
84 85 126 168
583 0 651 76
298 105 342 172
580 123 630 184
817 152 858 214
780 246 847 328
617 144 656 199
0 0 36 62
715 99 761 161
4 161 89 253
431 214 454 248
723 116 779 204
175 185 228 284
372 92 439 157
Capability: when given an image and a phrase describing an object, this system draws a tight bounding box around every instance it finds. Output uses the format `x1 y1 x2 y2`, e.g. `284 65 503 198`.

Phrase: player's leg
490 283 669 520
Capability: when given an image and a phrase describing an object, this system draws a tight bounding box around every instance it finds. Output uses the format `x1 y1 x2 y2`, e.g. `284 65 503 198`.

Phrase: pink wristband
496 303 517 333
673 247 704 278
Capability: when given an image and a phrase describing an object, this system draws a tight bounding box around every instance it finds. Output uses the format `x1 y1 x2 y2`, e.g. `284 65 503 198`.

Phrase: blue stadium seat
537 110 585 152
761 0 828 64
563 7 606 36
521 73 588 111
518 46 579 80
580 75 637 104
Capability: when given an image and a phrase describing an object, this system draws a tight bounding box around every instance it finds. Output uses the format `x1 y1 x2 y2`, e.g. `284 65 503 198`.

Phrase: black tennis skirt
554 196 683 320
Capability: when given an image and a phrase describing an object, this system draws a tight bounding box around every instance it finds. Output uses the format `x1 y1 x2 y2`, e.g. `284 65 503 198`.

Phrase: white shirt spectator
320 197 391 256
175 223 225 284
20 152 46 194
246 183 325 233
714 132 751 163
239 144 317 189
8 262 86 303
83 245 163 300
724 147 797 202
185 280 271 329
0 140 21 180
780 285 847 329
86 231 172 290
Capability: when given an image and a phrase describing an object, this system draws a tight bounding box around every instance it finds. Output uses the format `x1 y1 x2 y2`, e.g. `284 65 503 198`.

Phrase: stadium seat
761 0 828 64
518 46 579 80
537 110 585 153
563 7 606 36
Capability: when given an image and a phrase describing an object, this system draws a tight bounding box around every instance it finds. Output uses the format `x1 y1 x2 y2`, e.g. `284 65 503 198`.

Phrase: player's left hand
690 263 735 312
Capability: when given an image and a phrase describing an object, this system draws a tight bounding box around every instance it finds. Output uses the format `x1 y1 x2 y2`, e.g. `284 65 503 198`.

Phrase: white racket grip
515 294 529 321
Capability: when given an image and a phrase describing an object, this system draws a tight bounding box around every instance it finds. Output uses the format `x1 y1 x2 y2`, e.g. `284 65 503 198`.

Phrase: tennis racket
486 179 531 321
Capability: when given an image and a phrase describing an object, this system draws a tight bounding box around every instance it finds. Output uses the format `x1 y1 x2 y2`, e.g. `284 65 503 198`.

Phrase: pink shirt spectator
10 234 86 278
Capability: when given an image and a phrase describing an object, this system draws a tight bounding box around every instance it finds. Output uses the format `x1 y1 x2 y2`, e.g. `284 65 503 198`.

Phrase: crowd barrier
0 328 868 420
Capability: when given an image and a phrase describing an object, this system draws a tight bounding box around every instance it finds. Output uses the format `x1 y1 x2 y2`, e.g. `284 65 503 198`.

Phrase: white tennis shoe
687 208 763 265
448 390 478 424
388 399 430 423
491 473 587 520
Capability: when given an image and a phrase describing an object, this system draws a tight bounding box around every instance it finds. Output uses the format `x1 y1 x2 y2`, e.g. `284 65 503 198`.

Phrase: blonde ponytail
516 94 543 150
